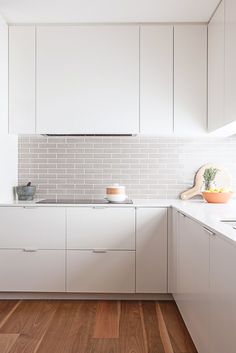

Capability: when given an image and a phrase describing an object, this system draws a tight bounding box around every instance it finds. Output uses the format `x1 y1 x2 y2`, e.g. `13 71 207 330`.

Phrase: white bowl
105 194 128 203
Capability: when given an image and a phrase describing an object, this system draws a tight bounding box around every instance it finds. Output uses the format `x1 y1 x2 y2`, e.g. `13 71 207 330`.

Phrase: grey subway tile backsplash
18 135 236 200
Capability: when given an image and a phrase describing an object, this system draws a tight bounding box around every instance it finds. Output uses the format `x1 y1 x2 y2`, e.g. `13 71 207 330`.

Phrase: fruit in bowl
202 188 233 203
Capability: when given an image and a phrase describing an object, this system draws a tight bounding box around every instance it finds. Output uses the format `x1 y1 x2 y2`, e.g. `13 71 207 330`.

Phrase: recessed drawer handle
92 207 107 209
203 227 215 236
23 207 38 209
92 249 108 253
22 248 38 252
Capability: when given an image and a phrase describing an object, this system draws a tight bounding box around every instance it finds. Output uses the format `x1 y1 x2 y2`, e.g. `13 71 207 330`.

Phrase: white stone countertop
0 198 236 245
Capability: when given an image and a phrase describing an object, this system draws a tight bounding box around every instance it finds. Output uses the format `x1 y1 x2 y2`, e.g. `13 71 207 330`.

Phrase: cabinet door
136 208 167 293
174 25 207 136
168 208 179 294
0 249 65 292
67 250 135 293
0 207 66 249
210 235 236 353
225 0 236 126
140 26 173 135
208 1 225 132
176 213 210 353
36 26 139 134
9 26 35 133
67 207 135 250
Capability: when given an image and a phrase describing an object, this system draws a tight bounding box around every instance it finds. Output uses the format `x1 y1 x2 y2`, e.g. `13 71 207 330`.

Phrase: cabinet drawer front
67 208 135 250
0 207 65 249
67 250 135 293
0 250 65 292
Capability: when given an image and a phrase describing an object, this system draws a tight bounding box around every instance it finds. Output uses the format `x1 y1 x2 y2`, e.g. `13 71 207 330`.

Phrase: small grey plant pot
16 186 36 201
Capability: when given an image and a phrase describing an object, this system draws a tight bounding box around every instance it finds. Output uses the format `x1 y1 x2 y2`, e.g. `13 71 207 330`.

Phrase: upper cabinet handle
22 248 38 252
203 227 215 236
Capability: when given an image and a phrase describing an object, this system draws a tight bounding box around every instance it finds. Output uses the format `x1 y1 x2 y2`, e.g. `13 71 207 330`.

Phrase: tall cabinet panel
174 26 207 135
36 26 139 134
136 208 168 293
9 26 35 133
140 26 173 135
175 213 210 353
208 1 225 132
225 0 236 126
210 235 236 353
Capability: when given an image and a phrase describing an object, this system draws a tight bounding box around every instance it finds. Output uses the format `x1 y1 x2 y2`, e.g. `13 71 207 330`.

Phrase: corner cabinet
136 207 168 293
174 212 210 353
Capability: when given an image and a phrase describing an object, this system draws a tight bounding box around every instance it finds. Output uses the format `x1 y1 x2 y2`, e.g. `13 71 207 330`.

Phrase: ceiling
0 0 219 23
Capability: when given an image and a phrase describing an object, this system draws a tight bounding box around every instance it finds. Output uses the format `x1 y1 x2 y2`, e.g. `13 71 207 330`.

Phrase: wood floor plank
0 301 58 353
0 334 19 353
158 302 197 353
156 303 174 353
89 339 119 353
140 301 165 353
36 300 97 353
93 301 121 339
119 301 147 353
0 301 21 329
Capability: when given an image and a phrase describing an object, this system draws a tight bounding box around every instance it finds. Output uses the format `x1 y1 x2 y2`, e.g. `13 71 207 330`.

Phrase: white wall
0 14 18 201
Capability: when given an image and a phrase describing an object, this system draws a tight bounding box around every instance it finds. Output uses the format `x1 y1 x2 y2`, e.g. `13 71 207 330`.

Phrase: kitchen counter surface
0 198 236 245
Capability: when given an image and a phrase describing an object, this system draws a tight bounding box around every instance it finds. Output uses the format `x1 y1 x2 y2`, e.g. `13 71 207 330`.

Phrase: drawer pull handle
92 207 107 209
92 250 108 253
23 248 38 252
203 227 215 236
23 207 38 209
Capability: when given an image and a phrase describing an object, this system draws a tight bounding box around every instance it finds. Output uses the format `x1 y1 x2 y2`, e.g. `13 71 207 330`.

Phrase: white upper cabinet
174 25 207 136
9 26 36 134
140 26 173 135
36 26 139 134
225 0 236 127
208 1 225 132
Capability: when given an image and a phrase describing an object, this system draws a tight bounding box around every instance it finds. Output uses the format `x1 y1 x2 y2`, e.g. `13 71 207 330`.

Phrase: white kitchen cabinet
136 208 168 293
209 234 236 353
168 208 179 294
36 26 139 134
67 207 135 250
140 26 173 135
0 207 66 249
225 0 236 127
67 250 135 293
175 212 210 353
0 249 65 292
9 26 35 134
174 25 207 136
208 1 225 132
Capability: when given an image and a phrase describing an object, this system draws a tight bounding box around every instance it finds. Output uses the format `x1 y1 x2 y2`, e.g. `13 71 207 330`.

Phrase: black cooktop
36 199 133 204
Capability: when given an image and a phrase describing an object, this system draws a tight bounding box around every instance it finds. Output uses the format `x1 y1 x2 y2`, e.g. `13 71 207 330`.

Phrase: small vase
204 181 216 191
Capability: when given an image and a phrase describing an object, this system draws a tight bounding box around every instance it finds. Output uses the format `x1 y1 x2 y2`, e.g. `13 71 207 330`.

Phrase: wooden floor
0 300 197 353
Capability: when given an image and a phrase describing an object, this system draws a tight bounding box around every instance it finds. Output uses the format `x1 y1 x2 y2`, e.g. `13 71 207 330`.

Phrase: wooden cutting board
180 164 232 200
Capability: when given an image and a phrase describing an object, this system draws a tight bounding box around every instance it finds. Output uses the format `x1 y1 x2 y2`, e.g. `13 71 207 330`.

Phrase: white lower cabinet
0 249 65 292
174 212 210 353
136 208 168 293
67 250 135 293
209 235 236 353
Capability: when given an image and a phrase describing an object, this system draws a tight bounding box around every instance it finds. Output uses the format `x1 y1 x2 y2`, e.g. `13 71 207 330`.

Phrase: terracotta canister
106 184 127 202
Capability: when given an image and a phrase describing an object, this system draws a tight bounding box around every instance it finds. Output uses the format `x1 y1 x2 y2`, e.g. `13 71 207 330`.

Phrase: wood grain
0 301 58 353
0 301 21 329
93 301 120 339
0 300 197 353
36 300 97 353
156 303 174 353
119 301 147 353
140 301 165 353
0 334 19 353
158 301 197 353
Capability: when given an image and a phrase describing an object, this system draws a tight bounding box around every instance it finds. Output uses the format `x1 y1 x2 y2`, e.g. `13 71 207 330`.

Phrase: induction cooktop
36 199 133 204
